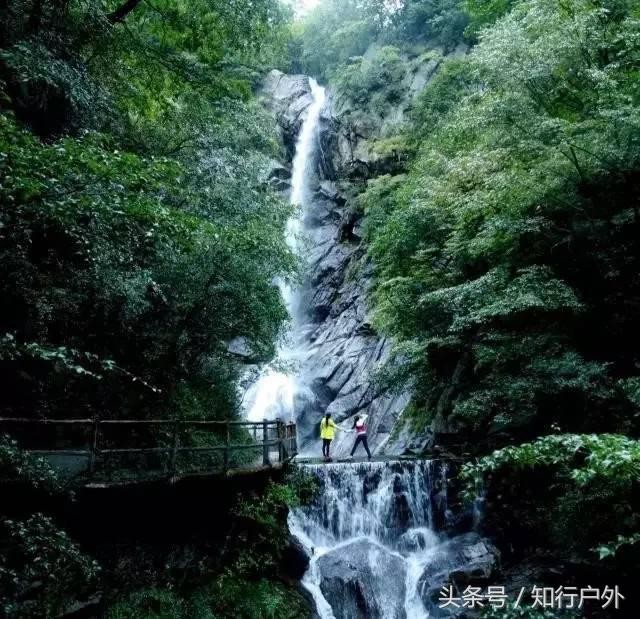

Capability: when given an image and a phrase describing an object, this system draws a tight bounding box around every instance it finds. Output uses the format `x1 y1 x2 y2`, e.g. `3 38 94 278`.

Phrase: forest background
1 0 639 616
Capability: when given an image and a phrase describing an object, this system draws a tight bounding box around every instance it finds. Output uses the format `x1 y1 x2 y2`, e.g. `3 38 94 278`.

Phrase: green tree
463 0 518 37
367 0 640 443
0 0 295 427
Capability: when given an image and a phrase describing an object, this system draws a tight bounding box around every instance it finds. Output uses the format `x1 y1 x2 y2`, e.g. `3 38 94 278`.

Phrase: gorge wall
260 69 406 457
259 44 467 458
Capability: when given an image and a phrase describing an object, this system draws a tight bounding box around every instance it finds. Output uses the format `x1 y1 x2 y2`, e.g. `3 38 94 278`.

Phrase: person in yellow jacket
320 413 339 461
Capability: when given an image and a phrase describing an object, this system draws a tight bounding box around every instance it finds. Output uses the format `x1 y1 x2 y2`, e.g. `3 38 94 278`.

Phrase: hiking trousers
351 434 371 458
322 438 332 457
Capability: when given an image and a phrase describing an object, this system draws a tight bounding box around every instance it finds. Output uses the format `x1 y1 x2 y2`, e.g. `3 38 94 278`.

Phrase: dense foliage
0 0 294 425
462 0 517 36
364 0 640 447
109 580 310 619
460 434 640 557
297 0 468 81
107 470 317 619
333 46 407 109
0 514 101 617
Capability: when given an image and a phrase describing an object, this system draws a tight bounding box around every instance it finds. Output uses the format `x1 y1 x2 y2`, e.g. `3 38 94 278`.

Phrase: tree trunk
108 0 142 24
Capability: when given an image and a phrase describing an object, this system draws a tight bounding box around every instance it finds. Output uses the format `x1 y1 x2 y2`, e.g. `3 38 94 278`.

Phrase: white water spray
289 461 446 618
244 79 326 423
242 78 462 618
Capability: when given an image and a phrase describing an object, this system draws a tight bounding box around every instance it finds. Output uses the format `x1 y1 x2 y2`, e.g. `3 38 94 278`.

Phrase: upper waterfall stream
243 78 326 425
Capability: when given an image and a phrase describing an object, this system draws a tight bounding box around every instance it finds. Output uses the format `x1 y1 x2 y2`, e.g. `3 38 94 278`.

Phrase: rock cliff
260 58 465 456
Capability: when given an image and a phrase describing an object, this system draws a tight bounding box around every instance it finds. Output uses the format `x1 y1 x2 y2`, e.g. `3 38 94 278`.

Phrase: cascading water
242 76 488 617
243 79 326 423
289 461 454 619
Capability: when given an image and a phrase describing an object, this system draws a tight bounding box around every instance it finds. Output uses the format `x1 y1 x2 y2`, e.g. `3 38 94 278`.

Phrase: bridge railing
0 417 297 480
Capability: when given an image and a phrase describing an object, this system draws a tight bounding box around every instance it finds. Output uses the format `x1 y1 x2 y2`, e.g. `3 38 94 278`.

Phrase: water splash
290 461 449 618
244 79 326 423
293 461 434 545
244 370 296 423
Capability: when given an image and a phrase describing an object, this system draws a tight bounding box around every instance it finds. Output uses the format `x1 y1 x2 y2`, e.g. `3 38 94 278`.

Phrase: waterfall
292 461 435 544
290 461 450 619
242 77 491 618
244 79 326 423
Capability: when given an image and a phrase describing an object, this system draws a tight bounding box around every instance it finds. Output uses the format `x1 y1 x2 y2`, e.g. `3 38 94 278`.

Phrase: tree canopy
0 0 295 423
296 0 468 80
364 0 640 446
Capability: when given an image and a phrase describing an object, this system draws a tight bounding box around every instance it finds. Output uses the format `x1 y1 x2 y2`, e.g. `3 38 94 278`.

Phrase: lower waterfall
243 74 498 618
289 460 453 619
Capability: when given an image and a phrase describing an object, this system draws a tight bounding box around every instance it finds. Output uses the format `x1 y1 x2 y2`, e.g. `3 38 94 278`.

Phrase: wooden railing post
223 420 230 472
262 419 270 466
88 417 99 475
276 418 284 462
286 423 291 458
289 422 297 456
170 419 179 476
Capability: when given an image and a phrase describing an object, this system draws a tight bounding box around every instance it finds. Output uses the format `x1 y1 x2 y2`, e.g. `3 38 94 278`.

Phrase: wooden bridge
0 417 298 485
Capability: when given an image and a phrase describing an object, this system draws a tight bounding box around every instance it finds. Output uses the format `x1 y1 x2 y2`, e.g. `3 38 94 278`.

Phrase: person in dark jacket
349 414 371 459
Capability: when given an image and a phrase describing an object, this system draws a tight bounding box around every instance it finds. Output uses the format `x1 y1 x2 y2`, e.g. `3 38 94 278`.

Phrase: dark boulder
317 538 407 619
282 535 311 580
417 533 500 617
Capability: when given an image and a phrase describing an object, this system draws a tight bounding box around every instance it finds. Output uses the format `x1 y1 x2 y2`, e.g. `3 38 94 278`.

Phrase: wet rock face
261 70 411 457
398 528 440 554
297 191 412 456
294 151 411 456
262 70 313 154
416 532 501 617
317 538 407 619
260 46 474 457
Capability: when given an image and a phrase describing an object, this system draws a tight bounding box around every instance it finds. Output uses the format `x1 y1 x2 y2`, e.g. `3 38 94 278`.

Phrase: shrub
0 514 100 618
0 434 61 492
460 434 640 557
333 46 408 112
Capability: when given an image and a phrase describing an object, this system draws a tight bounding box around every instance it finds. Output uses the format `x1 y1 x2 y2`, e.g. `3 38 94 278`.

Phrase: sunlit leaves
367 0 640 438
597 532 640 560
460 433 640 501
